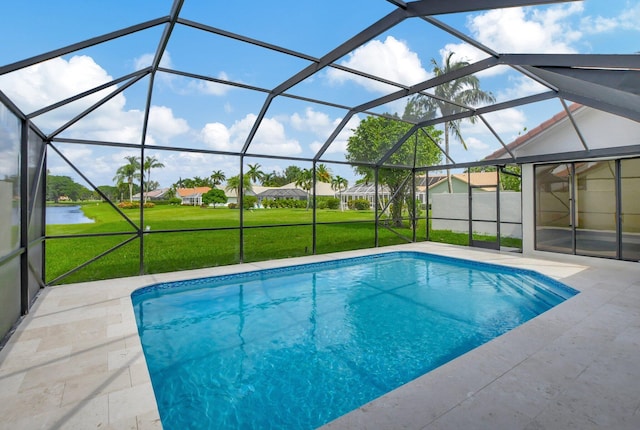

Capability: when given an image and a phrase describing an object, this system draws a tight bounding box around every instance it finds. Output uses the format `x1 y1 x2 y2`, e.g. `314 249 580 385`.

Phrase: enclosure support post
239 157 244 263
374 167 379 247
20 119 29 314
312 162 317 255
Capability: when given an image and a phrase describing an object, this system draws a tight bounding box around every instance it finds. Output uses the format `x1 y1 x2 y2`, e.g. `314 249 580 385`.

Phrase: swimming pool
132 251 578 430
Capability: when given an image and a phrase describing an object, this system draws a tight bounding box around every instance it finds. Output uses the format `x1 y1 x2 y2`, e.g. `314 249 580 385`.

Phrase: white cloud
439 43 492 68
187 72 233 96
133 51 173 70
495 75 549 102
290 107 333 137
201 122 232 151
477 108 528 136
470 5 583 53
442 3 584 78
0 54 191 146
289 107 361 156
200 113 302 156
464 136 490 151
0 55 116 120
250 115 301 155
309 115 361 155
581 3 640 34
326 36 430 93
147 105 190 144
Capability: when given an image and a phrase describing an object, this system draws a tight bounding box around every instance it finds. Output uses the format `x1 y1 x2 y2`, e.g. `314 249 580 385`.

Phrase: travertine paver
1 243 639 430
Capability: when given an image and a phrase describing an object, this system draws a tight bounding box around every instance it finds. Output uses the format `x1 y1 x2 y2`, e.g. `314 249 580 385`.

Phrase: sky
1 0 639 190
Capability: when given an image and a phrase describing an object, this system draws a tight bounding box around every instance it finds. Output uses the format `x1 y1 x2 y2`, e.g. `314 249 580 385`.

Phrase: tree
404 52 495 193
295 168 313 210
225 174 252 206
346 115 442 227
95 185 119 202
331 175 348 211
143 155 165 203
113 156 141 202
246 163 264 184
210 170 226 187
47 175 83 202
175 176 212 188
284 165 302 183
202 188 228 206
316 163 332 183
260 172 276 186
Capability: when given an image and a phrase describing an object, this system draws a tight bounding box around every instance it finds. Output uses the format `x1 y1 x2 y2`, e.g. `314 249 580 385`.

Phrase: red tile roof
176 187 211 197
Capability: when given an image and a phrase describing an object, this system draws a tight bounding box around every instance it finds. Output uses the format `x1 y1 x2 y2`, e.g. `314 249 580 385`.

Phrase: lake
46 205 95 224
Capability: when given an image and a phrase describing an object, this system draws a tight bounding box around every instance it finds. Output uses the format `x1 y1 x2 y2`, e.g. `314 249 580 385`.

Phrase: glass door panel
575 161 617 257
621 158 640 261
535 164 573 253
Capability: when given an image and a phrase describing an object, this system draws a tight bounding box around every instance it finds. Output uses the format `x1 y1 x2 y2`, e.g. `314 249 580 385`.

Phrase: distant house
279 181 336 197
254 181 336 207
425 172 499 197
176 187 211 206
256 188 307 203
340 183 391 210
132 187 171 202
224 187 257 206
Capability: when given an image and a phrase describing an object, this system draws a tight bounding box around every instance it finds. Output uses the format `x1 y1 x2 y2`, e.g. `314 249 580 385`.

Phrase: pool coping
1 242 639 429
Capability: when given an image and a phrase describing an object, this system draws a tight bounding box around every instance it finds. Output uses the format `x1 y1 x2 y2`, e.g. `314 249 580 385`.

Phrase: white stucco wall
512 107 640 159
431 192 522 239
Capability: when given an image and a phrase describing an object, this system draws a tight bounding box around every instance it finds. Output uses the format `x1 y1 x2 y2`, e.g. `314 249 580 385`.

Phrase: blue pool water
132 251 578 430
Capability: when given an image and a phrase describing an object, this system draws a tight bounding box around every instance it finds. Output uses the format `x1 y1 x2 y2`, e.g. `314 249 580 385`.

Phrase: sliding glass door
535 158 640 262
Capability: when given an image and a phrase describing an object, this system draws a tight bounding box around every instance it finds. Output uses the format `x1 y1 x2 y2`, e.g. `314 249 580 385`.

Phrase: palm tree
113 156 141 202
295 168 313 210
331 175 348 211
246 163 264 184
143 155 164 203
261 172 276 186
316 163 332 183
405 51 495 192
210 170 226 187
225 174 252 205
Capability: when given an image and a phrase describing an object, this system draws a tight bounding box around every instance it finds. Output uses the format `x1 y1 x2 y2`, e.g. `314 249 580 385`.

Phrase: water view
46 205 94 224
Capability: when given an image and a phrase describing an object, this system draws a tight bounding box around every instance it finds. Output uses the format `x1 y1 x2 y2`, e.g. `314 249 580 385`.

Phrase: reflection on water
46 205 94 224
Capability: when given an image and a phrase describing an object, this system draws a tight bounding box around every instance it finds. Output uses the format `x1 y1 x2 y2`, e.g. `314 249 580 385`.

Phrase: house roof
280 181 336 196
484 103 584 161
428 172 499 189
132 188 170 199
257 188 308 199
176 187 211 197
342 183 390 196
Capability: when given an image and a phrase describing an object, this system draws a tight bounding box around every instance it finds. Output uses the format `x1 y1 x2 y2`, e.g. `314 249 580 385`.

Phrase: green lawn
45 203 521 285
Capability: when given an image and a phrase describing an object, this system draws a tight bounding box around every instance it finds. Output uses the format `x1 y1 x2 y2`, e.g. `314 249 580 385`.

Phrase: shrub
326 197 340 209
168 197 182 205
350 198 370 210
243 195 257 210
116 201 155 209
228 203 238 209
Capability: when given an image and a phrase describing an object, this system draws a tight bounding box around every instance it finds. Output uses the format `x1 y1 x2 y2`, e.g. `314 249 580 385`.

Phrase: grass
45 202 521 284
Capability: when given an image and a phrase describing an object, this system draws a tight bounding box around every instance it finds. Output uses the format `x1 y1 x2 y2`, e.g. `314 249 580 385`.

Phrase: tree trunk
445 122 453 193
144 170 150 204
